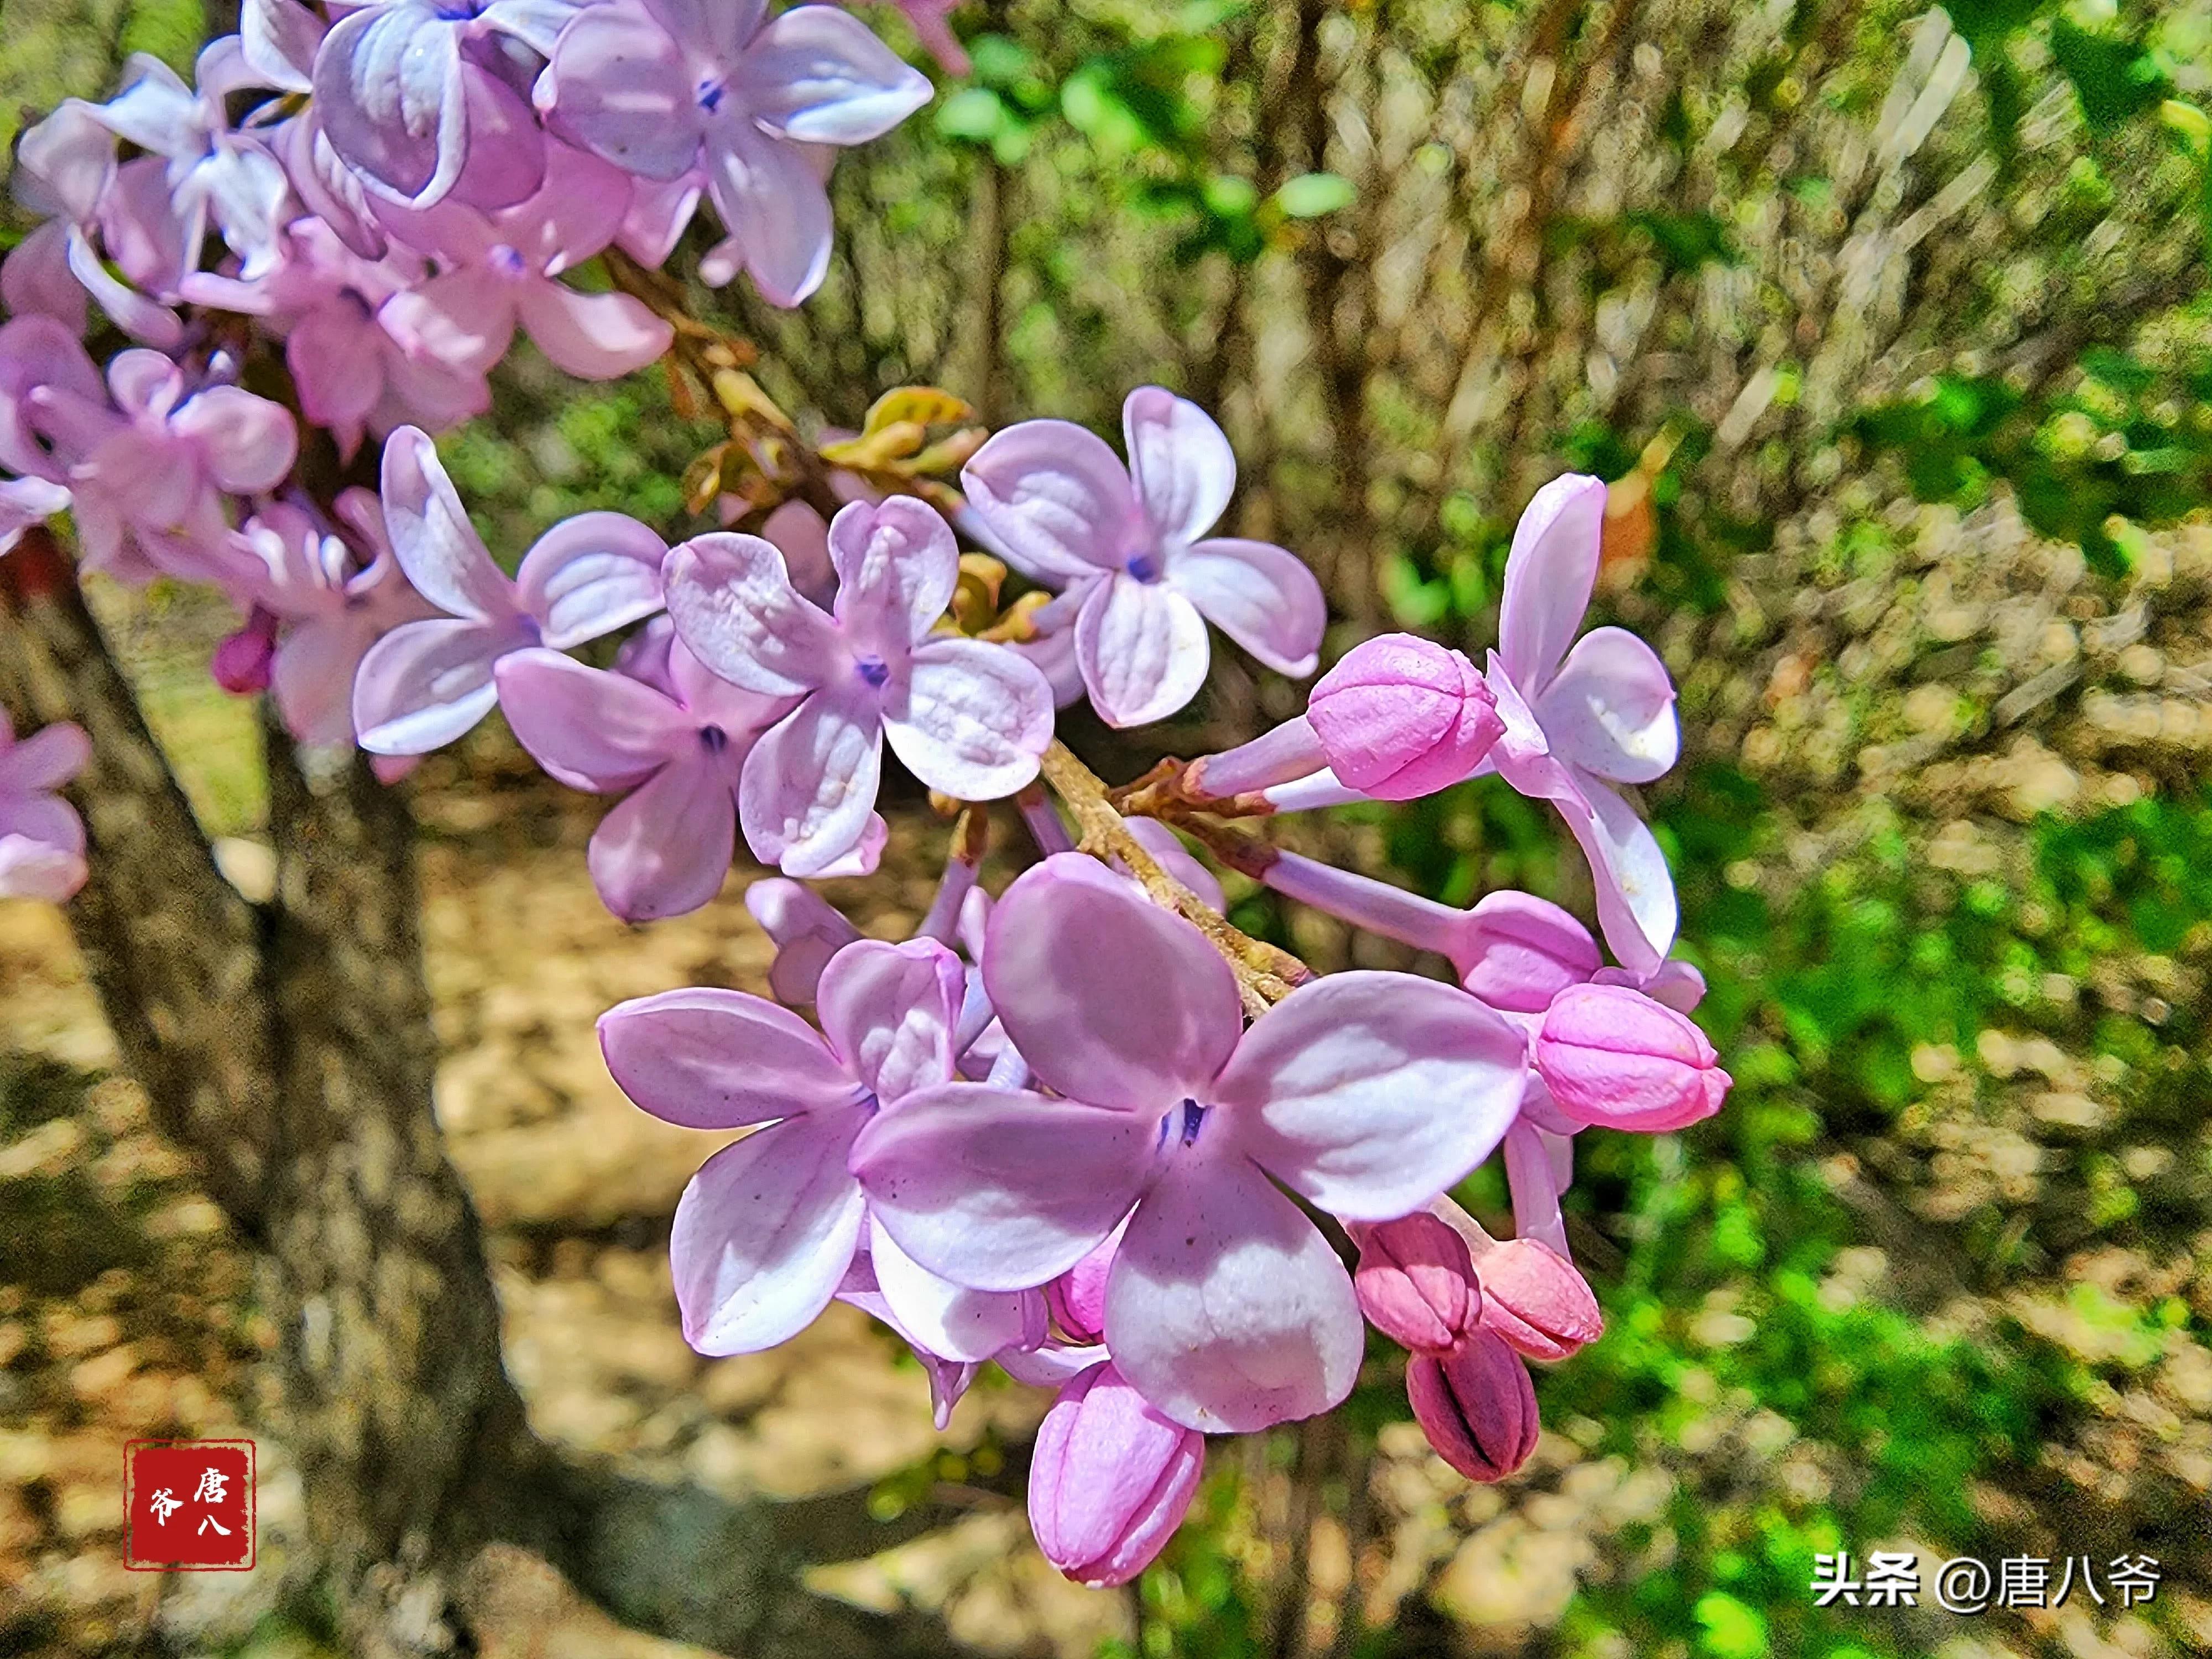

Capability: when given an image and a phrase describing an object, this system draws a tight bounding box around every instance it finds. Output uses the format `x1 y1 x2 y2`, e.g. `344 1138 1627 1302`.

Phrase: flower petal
515 510 668 649
670 1107 869 1354
852 1083 1156 1292
0 722 91 795
1498 472 1605 696
733 4 934 144
1533 625 1678 785
664 531 842 697
379 426 511 620
868 1218 1039 1365
735 682 883 877
351 615 520 754
598 985 860 1129
882 637 1053 800
702 119 831 307
169 387 298 495
983 853 1241 1115
312 3 468 206
1122 385 1234 545
1212 971 1528 1221
587 759 737 921
827 495 958 654
1106 1147 1364 1433
815 937 963 1105
513 280 672 380
960 419 1137 581
1171 537 1324 677
544 0 703 180
1073 574 1210 728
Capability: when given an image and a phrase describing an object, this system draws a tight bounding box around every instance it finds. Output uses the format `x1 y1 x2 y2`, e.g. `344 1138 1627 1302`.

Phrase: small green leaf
1274 171 1355 218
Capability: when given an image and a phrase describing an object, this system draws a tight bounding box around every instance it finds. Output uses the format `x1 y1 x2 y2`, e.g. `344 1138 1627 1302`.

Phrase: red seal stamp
124 1439 255 1571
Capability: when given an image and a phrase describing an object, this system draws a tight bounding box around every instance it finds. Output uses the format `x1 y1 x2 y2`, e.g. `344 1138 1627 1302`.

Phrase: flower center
489 244 528 279
1158 1098 1207 1150
1125 552 1163 583
696 76 727 114
854 655 890 690
698 724 728 754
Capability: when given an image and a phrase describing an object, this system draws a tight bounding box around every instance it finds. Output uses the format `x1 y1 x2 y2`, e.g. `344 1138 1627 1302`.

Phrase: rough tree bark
0 527 997 1656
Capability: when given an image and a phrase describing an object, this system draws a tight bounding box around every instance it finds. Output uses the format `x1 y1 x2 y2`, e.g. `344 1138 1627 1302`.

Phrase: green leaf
1274 171 1356 218
935 87 1006 143
2049 18 2169 133
1694 1590 1769 1658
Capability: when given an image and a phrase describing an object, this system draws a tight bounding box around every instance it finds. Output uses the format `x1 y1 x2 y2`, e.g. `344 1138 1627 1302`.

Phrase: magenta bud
211 606 279 695
1029 1361 1205 1588
1406 1331 1540 1483
1306 633 1503 801
1533 983 1731 1133
1046 1227 1118 1345
1351 1213 1480 1354
1451 890 1601 1012
1473 1238 1601 1361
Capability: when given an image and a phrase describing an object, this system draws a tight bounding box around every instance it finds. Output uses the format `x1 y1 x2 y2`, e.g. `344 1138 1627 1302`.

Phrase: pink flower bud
1533 983 1731 1132
1306 633 1503 801
1029 1361 1205 1587
1046 1227 1119 1345
1406 1331 1540 1483
1351 1213 1480 1354
1453 891 1601 1012
211 606 279 695
1473 1238 1601 1361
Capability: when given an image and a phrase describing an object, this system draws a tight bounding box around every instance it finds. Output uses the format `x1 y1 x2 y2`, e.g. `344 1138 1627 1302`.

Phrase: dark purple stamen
855 656 890 689
700 725 729 754
1177 1099 1206 1146
1126 552 1162 583
697 79 726 114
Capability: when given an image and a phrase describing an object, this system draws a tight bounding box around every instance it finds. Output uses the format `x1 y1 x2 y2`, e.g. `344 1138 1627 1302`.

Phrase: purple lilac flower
1481 474 1682 975
351 426 667 753
852 853 1530 1432
597 937 1046 1358
961 387 1326 727
87 40 293 281
0 316 108 554
377 144 672 380
0 712 92 903
1029 1360 1204 1587
311 0 582 209
229 491 435 747
67 350 296 590
664 495 1055 878
6 102 186 346
186 217 492 460
495 640 800 920
544 0 932 306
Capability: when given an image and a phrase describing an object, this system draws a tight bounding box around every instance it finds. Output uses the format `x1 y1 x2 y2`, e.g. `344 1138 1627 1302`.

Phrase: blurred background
4 0 2211 1655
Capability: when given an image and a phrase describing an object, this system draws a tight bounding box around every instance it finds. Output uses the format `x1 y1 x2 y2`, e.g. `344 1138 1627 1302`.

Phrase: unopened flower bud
1046 1227 1119 1345
1453 891 1600 1011
1351 1213 1479 1354
1473 1238 1601 1361
211 606 279 695
1533 983 1731 1132
1029 1361 1205 1587
1406 1331 1540 1483
1306 633 1503 801
745 878 861 1006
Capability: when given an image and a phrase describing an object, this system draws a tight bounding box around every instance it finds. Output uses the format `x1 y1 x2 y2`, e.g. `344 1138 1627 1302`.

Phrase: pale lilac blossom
961 388 1326 727
352 426 667 753
6 102 189 347
0 712 92 903
0 316 109 552
378 146 672 380
852 853 1530 1432
88 41 293 281
597 936 1045 1358
665 495 1055 877
495 641 797 920
544 0 932 305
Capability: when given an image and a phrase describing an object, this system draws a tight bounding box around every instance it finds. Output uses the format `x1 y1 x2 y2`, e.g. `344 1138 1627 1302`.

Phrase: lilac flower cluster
1 4 1731 1593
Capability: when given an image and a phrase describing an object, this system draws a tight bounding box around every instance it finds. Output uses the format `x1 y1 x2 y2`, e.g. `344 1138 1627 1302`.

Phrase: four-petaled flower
598 937 1044 1363
352 426 668 754
0 711 92 904
665 495 1055 877
962 387 1327 727
853 853 1530 1433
